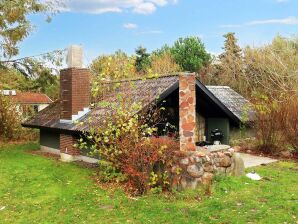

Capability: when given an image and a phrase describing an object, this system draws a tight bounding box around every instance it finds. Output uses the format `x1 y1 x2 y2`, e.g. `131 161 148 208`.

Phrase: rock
232 153 245 176
219 156 231 167
205 155 211 162
180 158 189 165
224 151 232 157
214 158 220 166
203 163 214 172
195 156 202 163
202 173 214 185
195 151 206 157
189 156 195 163
217 152 225 158
187 164 204 178
228 148 235 153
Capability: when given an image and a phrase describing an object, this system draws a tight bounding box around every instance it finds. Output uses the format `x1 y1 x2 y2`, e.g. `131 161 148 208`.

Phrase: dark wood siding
40 129 60 149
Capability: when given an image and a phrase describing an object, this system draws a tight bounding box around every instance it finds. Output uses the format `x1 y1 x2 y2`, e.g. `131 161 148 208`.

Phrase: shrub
79 80 179 194
150 52 181 75
0 94 22 140
0 94 38 142
252 93 298 155
252 94 282 153
122 137 179 194
279 97 298 153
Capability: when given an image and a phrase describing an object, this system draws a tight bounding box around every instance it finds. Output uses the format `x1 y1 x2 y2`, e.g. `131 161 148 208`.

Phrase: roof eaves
196 79 241 124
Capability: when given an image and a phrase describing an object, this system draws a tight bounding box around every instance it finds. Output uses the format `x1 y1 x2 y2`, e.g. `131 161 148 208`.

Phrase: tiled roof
23 75 179 132
206 86 254 121
10 92 52 104
23 75 253 132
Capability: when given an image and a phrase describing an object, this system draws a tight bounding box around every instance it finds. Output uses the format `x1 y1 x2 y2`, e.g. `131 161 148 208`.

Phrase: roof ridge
100 73 179 84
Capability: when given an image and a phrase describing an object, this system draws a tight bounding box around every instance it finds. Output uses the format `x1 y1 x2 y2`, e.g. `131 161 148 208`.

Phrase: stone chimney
179 73 197 151
60 45 90 122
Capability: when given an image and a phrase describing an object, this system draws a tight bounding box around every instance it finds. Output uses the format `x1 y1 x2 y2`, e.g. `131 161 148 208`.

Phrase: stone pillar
59 134 80 162
179 73 197 151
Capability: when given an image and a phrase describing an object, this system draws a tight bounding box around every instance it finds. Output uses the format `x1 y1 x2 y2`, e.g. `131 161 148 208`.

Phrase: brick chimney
179 73 197 151
60 45 90 122
59 45 90 162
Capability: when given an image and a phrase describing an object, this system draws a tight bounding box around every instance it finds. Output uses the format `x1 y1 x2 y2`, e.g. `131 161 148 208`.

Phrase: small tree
171 36 211 72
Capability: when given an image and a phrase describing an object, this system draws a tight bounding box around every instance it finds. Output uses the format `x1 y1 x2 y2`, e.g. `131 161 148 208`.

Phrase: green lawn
0 143 297 224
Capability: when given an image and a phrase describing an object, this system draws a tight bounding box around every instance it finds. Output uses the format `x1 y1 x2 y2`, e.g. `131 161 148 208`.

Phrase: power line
0 48 67 64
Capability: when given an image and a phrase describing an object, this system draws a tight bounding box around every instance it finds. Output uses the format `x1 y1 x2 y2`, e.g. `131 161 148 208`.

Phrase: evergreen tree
218 33 244 91
170 36 211 72
135 46 151 74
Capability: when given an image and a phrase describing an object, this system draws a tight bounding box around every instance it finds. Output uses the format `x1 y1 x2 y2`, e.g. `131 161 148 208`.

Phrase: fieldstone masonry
171 147 245 190
179 73 197 151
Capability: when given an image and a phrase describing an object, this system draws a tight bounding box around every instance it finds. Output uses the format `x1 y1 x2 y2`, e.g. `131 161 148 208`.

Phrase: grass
0 143 297 224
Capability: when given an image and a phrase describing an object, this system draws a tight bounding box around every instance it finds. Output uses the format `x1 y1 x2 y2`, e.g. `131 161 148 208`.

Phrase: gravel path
239 153 278 168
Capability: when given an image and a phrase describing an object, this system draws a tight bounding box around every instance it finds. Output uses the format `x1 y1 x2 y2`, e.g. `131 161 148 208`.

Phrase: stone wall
170 147 244 190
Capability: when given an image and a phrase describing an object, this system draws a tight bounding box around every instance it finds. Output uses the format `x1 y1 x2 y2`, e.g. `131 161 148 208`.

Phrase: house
1 90 53 115
22 46 254 163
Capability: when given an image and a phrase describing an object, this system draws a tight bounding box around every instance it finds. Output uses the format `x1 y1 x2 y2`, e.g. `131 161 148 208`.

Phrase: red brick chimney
60 45 90 122
179 73 197 151
59 45 90 162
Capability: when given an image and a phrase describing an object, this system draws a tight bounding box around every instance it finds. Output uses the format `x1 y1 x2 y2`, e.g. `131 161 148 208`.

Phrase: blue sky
19 0 298 62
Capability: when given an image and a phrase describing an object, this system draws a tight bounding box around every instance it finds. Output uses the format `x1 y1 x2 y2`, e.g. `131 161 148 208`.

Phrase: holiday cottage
22 46 254 163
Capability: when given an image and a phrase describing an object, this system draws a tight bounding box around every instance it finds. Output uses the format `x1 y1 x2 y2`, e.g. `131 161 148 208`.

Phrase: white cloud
123 23 138 29
149 0 168 6
133 2 156 14
221 16 298 28
61 0 178 15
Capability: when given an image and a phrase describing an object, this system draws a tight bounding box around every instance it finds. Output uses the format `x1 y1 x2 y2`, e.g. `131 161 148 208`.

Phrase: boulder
219 156 232 167
232 153 245 176
187 164 204 178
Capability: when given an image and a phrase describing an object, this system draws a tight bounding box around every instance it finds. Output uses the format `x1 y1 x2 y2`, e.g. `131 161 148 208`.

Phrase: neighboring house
1 90 53 116
22 69 254 163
